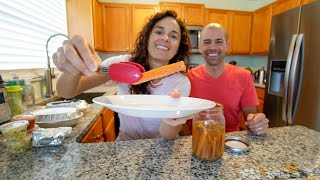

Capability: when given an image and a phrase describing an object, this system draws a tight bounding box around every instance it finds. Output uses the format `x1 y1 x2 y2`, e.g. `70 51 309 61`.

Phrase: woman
53 10 191 140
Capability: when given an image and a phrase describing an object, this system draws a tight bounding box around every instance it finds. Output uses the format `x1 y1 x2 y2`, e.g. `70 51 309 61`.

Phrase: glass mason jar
192 103 225 161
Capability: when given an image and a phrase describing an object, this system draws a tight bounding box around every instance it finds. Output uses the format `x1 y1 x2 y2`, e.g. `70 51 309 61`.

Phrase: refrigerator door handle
287 34 304 124
282 34 298 123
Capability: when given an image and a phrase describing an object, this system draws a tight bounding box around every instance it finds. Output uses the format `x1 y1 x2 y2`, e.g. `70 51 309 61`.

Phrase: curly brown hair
129 10 191 94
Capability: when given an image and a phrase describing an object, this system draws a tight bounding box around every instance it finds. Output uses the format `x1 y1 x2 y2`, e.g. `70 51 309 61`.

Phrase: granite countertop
1 115 320 180
1 82 319 179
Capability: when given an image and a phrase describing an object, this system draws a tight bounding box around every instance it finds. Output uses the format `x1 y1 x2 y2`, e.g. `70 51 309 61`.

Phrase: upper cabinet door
131 4 158 51
160 2 183 19
272 0 300 16
102 3 132 52
93 0 103 51
66 0 94 47
160 2 204 26
229 11 252 54
206 9 232 54
251 5 272 54
183 3 205 26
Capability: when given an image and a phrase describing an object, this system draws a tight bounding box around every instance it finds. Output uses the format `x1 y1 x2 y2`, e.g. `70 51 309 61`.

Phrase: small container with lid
0 120 29 141
4 134 32 154
192 103 225 161
12 114 36 131
5 85 24 116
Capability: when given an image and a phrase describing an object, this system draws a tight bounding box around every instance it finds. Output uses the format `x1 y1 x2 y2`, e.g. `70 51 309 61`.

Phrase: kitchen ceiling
100 0 278 11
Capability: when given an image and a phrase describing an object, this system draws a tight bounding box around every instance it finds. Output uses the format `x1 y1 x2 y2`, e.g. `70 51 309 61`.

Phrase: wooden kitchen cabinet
81 108 116 143
251 5 272 54
301 0 316 5
206 9 230 31
256 87 266 113
160 2 205 26
101 108 116 142
92 0 103 51
229 11 252 54
183 3 205 26
101 3 132 52
66 0 95 47
272 0 300 16
205 9 232 54
131 4 159 50
81 116 105 143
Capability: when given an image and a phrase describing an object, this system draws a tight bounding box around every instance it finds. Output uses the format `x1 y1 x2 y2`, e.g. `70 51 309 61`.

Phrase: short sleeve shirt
187 64 259 132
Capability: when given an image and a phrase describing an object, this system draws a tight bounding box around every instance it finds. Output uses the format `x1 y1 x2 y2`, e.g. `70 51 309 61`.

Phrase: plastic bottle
23 80 35 110
5 86 24 117
0 74 11 123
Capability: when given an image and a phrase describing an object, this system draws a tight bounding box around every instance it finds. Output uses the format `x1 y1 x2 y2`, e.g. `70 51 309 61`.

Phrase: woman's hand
52 35 101 76
169 89 181 98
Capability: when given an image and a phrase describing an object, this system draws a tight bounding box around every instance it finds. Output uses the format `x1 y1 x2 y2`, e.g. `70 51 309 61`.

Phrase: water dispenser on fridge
268 60 286 96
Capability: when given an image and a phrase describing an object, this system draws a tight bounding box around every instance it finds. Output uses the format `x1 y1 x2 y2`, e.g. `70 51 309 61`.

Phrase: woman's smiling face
147 17 181 67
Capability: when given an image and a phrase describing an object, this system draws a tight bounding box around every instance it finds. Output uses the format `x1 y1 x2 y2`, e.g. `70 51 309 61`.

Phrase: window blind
0 0 67 70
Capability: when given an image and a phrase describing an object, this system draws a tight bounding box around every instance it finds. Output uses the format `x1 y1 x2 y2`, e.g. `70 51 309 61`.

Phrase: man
187 23 269 135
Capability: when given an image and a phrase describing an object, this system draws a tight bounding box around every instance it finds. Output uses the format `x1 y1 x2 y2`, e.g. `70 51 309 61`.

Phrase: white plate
93 95 216 118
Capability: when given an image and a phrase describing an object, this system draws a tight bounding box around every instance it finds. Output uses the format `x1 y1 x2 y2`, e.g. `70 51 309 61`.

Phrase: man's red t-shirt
187 64 259 132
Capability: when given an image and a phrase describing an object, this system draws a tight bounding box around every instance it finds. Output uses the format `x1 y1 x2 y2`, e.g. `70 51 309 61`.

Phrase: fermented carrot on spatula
131 61 186 85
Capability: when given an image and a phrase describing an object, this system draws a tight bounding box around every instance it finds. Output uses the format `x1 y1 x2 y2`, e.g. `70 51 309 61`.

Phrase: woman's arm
159 121 182 139
56 72 110 98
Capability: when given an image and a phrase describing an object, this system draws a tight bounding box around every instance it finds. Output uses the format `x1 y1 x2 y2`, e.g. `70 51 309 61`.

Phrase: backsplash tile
98 52 268 71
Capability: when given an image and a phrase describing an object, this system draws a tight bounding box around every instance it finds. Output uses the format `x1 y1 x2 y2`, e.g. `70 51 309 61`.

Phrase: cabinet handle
94 135 101 140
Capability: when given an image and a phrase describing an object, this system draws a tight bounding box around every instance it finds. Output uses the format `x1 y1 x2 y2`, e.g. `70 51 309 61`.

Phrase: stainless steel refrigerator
264 1 320 132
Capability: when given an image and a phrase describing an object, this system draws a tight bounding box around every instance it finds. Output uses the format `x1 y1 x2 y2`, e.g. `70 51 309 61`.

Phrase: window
0 0 68 70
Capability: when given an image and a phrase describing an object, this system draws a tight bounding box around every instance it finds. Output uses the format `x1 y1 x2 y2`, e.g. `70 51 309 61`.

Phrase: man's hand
246 113 269 135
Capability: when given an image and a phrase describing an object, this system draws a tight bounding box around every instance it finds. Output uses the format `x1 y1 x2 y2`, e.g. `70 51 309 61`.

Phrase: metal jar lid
225 136 251 152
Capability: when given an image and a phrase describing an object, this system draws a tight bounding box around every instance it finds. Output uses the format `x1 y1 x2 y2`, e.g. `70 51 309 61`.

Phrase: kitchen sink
73 92 105 104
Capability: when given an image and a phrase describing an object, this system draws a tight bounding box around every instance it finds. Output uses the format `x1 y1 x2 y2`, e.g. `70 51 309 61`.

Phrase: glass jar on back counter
192 103 225 161
0 74 11 123
5 86 24 117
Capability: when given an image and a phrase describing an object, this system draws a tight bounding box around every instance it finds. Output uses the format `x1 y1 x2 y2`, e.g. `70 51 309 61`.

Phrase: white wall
99 0 277 11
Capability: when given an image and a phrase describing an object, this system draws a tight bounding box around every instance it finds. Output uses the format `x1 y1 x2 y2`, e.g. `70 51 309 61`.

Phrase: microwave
186 26 203 53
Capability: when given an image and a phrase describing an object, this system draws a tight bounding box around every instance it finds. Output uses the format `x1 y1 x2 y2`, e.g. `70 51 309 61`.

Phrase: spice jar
5 86 24 117
192 103 225 161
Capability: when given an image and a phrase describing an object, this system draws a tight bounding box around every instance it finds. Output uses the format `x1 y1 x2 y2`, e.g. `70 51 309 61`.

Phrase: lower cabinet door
81 116 105 143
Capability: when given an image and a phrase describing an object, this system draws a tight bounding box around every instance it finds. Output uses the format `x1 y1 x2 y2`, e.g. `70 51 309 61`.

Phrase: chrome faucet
45 33 69 98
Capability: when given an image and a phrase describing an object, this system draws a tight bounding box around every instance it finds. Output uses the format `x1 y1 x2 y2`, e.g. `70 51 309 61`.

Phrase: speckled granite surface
0 83 319 179
1 117 320 180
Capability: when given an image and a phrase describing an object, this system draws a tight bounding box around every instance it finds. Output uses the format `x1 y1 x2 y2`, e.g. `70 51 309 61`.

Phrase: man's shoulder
227 64 251 76
187 64 204 75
